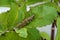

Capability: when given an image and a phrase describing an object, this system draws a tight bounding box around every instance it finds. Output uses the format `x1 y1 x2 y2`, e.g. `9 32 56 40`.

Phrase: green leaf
0 13 8 32
0 0 18 6
15 28 28 38
44 2 57 9
40 32 50 40
15 28 41 40
17 4 26 23
25 5 57 28
0 28 40 40
0 0 11 6
54 0 58 4
56 17 60 40
7 2 19 30
27 28 41 40
17 10 25 23
0 31 23 40
0 31 30 40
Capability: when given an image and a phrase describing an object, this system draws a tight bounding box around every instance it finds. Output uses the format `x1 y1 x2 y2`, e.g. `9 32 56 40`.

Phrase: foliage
0 0 60 40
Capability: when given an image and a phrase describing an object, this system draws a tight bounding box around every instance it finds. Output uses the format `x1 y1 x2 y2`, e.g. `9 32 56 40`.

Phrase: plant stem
51 20 56 40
